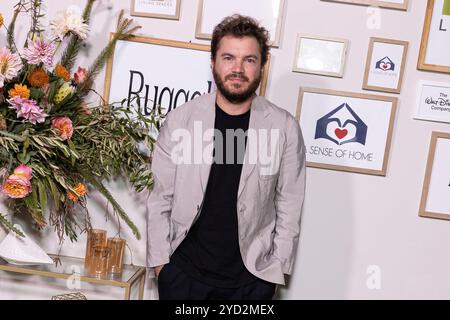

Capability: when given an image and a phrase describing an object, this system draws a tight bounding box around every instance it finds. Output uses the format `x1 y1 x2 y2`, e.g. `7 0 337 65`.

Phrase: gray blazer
146 93 306 285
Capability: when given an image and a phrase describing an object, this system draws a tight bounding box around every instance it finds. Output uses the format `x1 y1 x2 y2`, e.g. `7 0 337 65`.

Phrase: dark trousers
157 262 276 300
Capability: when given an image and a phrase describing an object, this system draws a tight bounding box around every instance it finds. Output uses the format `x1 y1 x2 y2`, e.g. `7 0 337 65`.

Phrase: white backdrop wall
0 0 449 299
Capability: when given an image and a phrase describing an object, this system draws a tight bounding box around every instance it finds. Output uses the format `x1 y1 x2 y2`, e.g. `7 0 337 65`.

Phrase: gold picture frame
296 87 397 176
292 34 349 78
195 0 285 47
130 0 181 20
362 37 409 94
418 0 450 73
419 132 450 220
322 0 409 10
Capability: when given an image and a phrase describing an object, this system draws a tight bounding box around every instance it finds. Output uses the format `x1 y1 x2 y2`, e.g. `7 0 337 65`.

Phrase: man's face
212 35 263 103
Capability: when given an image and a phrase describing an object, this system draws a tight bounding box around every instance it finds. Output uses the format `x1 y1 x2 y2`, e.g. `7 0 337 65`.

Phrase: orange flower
51 116 73 140
0 14 4 28
8 83 30 99
55 63 70 81
27 68 49 87
2 174 32 199
68 183 87 202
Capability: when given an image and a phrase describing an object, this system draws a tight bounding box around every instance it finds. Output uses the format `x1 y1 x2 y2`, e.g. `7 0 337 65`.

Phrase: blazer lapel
196 94 216 194
237 96 270 200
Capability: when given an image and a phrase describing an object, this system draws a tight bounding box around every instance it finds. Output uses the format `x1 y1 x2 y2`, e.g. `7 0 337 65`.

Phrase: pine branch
77 10 141 98
0 213 25 238
59 0 95 72
81 170 141 240
7 6 20 53
28 0 43 40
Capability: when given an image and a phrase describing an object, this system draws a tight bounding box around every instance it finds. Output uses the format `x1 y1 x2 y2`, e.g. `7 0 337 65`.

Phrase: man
147 14 306 300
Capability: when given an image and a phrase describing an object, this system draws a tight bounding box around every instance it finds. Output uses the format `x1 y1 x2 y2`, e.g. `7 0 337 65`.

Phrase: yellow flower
27 68 49 88
8 83 30 99
55 63 70 81
53 81 76 104
0 14 4 28
68 183 87 202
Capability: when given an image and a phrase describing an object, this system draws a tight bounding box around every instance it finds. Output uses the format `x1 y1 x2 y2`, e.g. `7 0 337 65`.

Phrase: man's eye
246 58 256 63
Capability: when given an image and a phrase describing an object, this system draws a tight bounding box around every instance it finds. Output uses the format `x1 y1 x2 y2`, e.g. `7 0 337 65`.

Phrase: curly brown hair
211 14 270 67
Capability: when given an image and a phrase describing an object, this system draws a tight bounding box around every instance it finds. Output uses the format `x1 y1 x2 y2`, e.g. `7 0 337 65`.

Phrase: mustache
225 73 249 82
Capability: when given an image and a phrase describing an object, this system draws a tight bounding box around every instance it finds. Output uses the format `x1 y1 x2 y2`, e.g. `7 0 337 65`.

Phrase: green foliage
0 1 160 242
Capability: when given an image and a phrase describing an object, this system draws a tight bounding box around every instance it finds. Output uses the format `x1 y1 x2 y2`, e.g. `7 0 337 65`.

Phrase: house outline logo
375 56 395 72
315 103 368 146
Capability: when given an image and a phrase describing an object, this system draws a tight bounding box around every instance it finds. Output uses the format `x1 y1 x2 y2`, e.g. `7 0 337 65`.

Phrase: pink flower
13 164 32 180
74 66 87 84
22 39 55 69
2 174 32 199
7 96 48 124
51 116 73 140
0 47 23 88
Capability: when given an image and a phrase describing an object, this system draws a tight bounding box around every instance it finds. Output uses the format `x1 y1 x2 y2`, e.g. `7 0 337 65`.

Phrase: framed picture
414 81 450 123
418 0 450 73
195 0 285 47
103 35 270 116
419 132 450 220
292 34 349 78
130 0 181 20
296 88 397 176
362 37 409 94
321 0 409 10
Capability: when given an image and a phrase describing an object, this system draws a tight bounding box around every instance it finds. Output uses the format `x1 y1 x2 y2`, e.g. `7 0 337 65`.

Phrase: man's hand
154 265 165 277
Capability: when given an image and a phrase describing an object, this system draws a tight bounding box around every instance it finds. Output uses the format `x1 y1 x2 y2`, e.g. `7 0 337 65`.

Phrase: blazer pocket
259 173 278 181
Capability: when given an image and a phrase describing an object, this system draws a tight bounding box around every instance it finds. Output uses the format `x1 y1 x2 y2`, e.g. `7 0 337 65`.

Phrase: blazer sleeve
146 112 177 268
273 115 306 275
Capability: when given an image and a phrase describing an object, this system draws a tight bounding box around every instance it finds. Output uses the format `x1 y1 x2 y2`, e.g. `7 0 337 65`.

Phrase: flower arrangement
0 1 161 241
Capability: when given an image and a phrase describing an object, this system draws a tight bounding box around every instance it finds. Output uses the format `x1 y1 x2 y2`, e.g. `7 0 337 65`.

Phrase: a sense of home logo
375 56 395 71
315 103 368 146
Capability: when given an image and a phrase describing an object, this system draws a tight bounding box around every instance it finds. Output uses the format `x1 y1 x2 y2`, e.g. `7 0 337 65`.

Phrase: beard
213 67 262 104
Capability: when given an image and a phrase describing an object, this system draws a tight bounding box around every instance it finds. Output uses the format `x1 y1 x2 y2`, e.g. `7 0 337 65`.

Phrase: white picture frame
362 37 409 94
296 88 397 176
414 81 450 124
419 132 450 220
130 0 181 20
418 0 450 73
292 34 349 78
321 0 409 10
195 0 285 47
103 35 270 116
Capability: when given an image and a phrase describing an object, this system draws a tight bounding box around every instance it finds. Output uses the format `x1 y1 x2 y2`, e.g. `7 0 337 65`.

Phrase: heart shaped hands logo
376 56 395 72
315 103 368 146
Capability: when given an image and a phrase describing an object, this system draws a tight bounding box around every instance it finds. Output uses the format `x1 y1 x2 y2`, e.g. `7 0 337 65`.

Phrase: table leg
138 274 145 300
124 286 131 300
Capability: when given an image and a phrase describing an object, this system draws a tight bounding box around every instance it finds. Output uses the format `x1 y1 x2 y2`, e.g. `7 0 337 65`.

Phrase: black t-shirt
171 103 259 288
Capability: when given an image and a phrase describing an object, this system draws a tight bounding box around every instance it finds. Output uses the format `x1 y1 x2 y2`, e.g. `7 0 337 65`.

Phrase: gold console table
0 254 146 300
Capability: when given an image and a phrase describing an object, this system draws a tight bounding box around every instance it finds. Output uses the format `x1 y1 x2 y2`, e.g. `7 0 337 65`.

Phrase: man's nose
231 59 244 73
